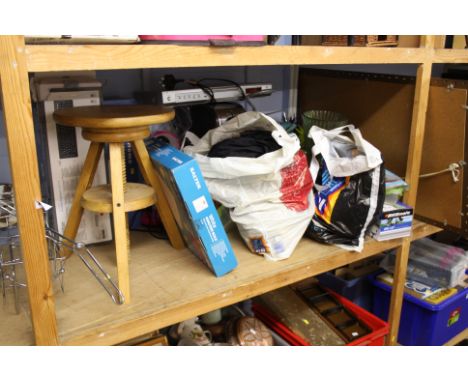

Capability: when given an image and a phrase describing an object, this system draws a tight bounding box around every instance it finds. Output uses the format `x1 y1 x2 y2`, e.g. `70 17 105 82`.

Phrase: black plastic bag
305 125 385 251
306 159 385 248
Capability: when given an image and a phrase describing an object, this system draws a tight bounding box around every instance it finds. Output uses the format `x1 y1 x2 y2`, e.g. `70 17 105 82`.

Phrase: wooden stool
53 105 185 303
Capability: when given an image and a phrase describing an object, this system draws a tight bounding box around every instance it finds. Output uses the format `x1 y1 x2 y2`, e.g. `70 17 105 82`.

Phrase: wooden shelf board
0 220 440 345
25 45 429 72
433 49 468 63
0 301 35 346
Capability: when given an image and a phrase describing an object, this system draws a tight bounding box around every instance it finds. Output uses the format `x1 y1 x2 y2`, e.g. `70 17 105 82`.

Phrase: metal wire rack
0 188 124 313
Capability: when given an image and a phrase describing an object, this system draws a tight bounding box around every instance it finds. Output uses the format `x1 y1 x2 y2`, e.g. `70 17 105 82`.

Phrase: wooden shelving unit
0 35 466 346
0 220 441 346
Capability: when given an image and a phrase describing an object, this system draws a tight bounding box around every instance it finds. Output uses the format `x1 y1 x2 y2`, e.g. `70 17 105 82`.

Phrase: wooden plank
0 220 441 346
0 36 58 345
387 60 433 346
109 143 131 303
386 239 411 346
434 36 446 49
25 45 429 72
81 183 155 213
403 65 433 207
433 49 468 64
31 220 436 346
416 86 467 229
420 35 435 49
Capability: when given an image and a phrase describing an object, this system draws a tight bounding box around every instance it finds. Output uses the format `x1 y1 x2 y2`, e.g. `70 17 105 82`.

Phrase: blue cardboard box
148 142 237 277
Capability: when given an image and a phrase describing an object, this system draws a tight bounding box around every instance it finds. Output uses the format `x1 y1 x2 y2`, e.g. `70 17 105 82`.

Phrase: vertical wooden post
0 36 58 345
109 143 131 303
386 36 434 345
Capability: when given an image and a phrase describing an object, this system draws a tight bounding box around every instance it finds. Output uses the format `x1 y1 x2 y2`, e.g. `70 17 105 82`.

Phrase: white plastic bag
309 124 383 179
230 192 314 261
184 111 314 261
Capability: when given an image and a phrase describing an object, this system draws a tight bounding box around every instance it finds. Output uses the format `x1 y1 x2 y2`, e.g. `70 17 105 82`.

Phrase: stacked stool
53 105 185 303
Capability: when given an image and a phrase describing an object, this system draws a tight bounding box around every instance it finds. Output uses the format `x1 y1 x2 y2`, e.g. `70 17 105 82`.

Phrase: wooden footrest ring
81 183 156 213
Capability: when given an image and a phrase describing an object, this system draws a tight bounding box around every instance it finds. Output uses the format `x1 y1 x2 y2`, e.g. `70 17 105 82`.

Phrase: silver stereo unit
162 83 273 105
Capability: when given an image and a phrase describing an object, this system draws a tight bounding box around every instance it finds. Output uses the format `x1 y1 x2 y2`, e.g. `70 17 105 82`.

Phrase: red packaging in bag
280 151 313 212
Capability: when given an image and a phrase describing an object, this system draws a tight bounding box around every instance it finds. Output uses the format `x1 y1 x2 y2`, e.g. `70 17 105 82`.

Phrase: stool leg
109 143 131 303
62 142 103 256
131 139 185 250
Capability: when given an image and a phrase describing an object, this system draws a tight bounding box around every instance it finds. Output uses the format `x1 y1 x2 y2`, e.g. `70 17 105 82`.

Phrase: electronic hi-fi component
162 83 273 105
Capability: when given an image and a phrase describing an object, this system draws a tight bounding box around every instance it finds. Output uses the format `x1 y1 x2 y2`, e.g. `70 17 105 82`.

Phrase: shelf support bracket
0 35 59 345
386 36 434 346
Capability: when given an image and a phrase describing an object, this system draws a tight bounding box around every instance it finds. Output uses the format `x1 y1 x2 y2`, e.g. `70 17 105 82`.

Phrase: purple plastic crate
370 274 467 346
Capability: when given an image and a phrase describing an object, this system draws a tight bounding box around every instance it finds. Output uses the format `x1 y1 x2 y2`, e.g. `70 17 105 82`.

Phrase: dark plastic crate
317 271 374 311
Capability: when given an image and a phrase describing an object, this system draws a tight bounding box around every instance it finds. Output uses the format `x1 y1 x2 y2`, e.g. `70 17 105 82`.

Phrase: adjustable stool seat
53 105 184 303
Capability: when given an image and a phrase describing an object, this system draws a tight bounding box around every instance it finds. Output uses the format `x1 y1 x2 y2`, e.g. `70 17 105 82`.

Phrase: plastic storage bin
380 238 468 288
317 271 374 311
370 274 468 346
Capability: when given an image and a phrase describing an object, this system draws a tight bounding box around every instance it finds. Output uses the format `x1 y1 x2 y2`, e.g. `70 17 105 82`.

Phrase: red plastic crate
253 288 389 346
252 303 310 346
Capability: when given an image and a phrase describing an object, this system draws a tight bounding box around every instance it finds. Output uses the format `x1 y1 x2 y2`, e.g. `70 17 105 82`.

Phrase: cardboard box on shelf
300 36 322 46
301 35 448 48
398 35 446 48
148 142 238 277
397 35 421 47
372 201 413 241
452 35 467 49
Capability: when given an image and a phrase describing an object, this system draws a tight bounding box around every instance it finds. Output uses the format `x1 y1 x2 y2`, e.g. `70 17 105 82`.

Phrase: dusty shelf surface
23 44 468 74
0 220 440 345
25 45 430 73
